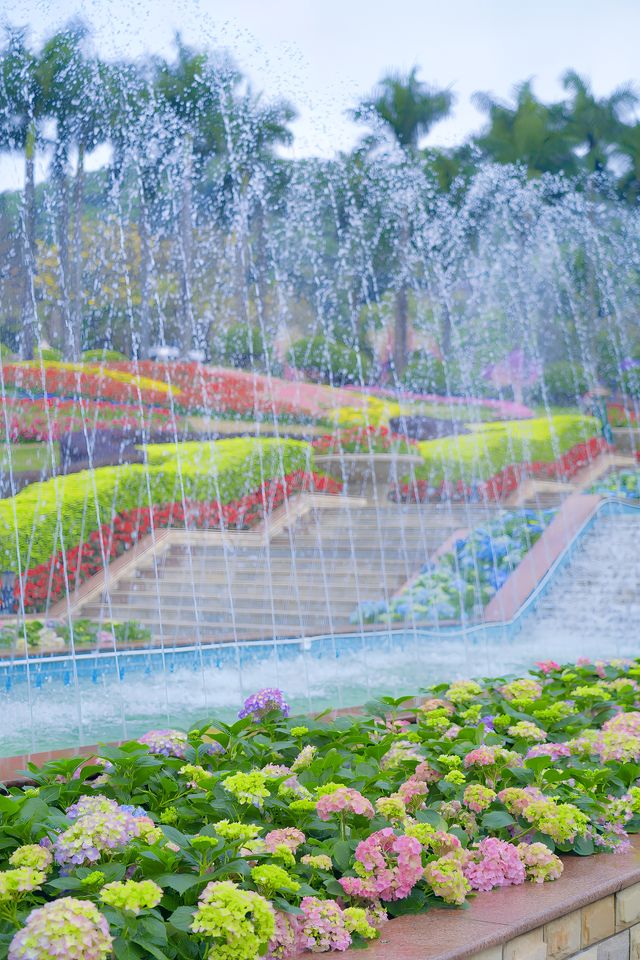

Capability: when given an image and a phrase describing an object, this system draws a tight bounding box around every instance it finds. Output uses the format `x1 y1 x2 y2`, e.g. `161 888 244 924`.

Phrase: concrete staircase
77 499 495 643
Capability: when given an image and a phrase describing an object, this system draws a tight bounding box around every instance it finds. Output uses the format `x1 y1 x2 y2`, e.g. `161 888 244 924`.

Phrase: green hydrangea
159 807 178 825
532 702 576 724
222 771 270 807
315 782 347 797
459 705 482 724
343 906 379 939
250 864 300 897
288 799 316 812
437 754 462 768
444 770 466 785
191 835 220 850
214 821 262 843
191 880 275 960
290 726 309 736
500 678 542 701
301 854 333 870
8 845 52 873
404 821 436 845
507 721 547 742
100 879 163 914
573 685 611 701
445 680 482 704
422 714 450 732
523 799 589 843
375 796 406 820
492 714 512 732
0 867 46 901
81 871 105 888
179 764 216 788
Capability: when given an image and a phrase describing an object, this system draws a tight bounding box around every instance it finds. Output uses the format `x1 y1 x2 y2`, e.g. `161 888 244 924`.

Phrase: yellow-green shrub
0 438 311 571
414 414 598 485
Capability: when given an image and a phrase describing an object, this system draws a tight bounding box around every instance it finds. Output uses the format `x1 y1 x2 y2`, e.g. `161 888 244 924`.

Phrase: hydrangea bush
1 660 640 959
354 510 553 624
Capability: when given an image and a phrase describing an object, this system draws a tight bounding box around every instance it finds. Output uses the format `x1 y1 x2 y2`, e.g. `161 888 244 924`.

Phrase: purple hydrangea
138 729 189 758
238 688 290 721
56 796 145 867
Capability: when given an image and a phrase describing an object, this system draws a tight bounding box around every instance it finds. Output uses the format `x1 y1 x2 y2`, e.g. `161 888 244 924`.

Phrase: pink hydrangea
464 838 526 892
603 712 640 734
526 743 572 761
264 828 306 853
463 746 497 768
517 842 563 883
316 788 374 821
414 761 442 783
534 660 561 674
338 829 423 901
397 777 428 811
267 910 302 959
298 897 351 953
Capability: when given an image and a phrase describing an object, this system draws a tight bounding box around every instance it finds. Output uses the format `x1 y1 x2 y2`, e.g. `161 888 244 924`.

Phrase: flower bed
13 471 340 613
0 438 312 574
0 619 151 654
311 426 417 456
0 397 176 443
1 659 640 959
354 510 553 624
392 433 608 503
2 363 172 408
345 384 535 420
589 469 640 500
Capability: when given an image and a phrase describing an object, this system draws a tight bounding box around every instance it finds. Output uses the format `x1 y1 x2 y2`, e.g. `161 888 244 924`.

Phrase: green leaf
113 939 143 960
169 905 196 933
155 873 203 894
573 836 595 856
481 811 516 829
332 840 353 872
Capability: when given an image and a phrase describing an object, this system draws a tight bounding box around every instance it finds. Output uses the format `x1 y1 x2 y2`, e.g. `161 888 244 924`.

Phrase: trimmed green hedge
415 414 597 485
81 349 129 362
0 438 311 572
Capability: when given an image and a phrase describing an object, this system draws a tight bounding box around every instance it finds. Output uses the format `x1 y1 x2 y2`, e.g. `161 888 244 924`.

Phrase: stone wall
471 885 640 960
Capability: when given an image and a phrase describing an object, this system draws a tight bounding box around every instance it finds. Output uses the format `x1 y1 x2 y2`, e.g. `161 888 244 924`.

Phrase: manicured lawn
1 442 58 473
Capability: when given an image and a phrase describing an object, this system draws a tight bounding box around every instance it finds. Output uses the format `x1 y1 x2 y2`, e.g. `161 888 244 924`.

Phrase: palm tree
154 37 232 353
38 22 96 358
0 29 47 359
473 81 578 178
561 70 637 174
351 68 454 375
223 88 296 332
615 123 640 202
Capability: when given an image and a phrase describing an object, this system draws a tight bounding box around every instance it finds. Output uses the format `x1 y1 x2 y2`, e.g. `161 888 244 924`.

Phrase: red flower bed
14 471 342 613
311 425 417 455
3 365 171 407
391 437 610 504
111 362 302 417
1 398 175 442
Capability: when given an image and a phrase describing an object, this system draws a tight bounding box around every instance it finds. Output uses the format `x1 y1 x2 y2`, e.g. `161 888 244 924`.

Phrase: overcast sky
1 0 639 188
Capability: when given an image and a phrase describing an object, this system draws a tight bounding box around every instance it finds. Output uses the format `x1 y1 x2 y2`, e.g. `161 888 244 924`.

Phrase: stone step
114 577 399 599
79 606 350 630
85 593 356 619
